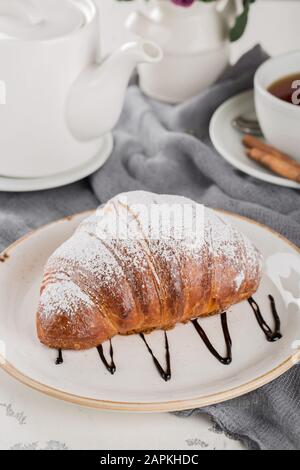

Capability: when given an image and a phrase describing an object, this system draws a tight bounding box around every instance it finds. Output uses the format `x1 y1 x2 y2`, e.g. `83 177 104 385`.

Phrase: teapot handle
216 0 244 29
0 0 43 25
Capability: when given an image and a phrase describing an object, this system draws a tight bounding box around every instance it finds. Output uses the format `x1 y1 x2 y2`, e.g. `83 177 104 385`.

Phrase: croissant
37 191 263 350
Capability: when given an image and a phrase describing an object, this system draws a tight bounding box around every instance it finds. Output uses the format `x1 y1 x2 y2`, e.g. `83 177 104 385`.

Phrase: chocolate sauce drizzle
248 295 282 342
97 340 116 375
55 349 63 365
140 332 171 382
54 297 282 381
192 313 232 365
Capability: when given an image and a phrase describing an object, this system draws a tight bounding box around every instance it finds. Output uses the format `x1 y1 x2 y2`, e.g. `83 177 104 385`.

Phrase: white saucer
0 133 113 192
210 91 300 190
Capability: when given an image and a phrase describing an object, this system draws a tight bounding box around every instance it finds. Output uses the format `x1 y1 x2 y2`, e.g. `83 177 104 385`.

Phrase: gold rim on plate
0 209 299 412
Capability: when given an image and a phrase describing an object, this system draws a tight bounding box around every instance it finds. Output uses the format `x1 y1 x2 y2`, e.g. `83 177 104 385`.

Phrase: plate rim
209 90 300 190
0 209 299 412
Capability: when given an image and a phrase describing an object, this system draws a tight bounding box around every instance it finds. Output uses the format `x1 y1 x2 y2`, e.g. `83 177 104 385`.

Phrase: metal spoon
232 114 263 137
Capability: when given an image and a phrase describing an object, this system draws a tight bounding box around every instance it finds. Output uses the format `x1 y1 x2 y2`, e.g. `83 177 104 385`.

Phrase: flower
171 0 195 6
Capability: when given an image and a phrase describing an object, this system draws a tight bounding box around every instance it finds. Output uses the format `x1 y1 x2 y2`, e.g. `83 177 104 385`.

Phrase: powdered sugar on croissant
36 191 263 350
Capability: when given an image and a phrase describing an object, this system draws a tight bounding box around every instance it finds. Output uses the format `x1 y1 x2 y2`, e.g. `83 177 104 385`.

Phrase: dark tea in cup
268 73 300 106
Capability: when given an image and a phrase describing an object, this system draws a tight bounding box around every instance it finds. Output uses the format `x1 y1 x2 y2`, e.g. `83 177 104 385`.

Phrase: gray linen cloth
0 46 299 450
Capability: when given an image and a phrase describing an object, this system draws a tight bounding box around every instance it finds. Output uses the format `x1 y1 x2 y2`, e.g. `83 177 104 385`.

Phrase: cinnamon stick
243 135 300 183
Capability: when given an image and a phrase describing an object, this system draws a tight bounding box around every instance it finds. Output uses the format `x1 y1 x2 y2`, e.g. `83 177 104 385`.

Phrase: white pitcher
126 0 244 103
0 0 162 178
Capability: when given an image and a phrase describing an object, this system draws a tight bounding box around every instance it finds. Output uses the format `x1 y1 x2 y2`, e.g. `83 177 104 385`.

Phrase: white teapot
0 0 162 178
126 0 244 103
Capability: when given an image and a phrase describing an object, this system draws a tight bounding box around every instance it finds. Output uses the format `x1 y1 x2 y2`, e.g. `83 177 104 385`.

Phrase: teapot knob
126 11 169 45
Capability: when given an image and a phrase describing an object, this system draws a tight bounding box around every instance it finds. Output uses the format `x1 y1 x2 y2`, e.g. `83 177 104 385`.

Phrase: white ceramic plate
210 90 300 190
0 134 113 193
0 211 299 412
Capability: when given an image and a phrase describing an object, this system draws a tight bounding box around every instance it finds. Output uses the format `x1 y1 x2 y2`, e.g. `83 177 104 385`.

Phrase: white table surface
1 0 299 451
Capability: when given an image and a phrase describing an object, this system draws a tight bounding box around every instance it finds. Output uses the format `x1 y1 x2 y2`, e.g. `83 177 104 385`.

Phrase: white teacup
254 51 300 162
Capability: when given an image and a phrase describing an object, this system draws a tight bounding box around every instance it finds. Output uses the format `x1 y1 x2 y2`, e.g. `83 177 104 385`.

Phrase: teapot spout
67 40 163 141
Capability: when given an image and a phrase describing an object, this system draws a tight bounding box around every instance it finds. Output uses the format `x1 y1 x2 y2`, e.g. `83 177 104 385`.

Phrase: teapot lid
0 0 90 41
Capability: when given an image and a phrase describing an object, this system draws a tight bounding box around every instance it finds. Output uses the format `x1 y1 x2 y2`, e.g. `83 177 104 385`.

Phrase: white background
1 0 299 452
